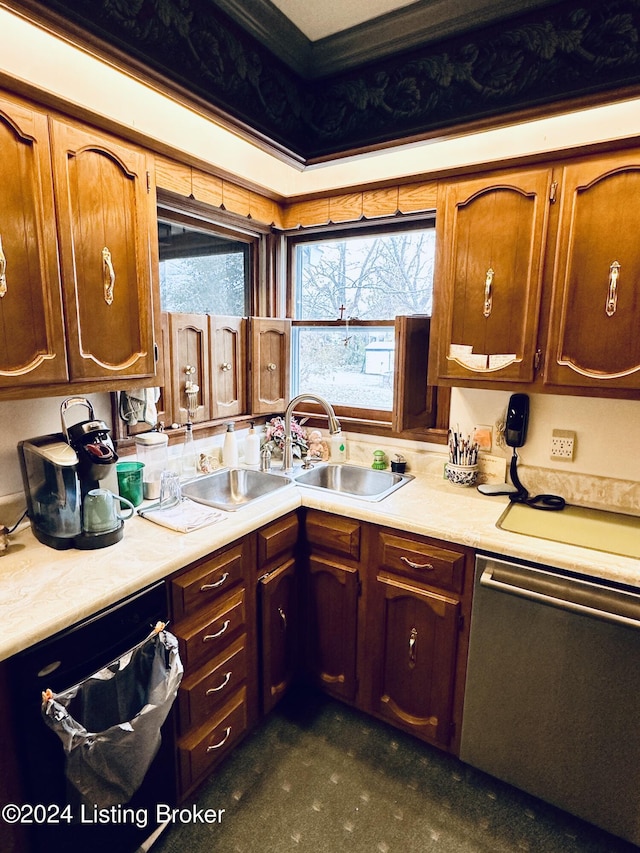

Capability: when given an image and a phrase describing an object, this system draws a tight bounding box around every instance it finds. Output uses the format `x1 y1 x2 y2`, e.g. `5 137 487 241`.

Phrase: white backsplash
1 388 639 522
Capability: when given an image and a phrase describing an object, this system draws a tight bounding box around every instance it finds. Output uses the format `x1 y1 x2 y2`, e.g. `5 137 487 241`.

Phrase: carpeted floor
153 688 639 853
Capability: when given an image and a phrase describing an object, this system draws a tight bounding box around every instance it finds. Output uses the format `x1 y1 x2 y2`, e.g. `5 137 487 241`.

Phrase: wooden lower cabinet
301 510 473 755
168 508 474 801
257 512 300 714
170 537 258 799
366 528 474 754
369 575 460 747
302 510 362 704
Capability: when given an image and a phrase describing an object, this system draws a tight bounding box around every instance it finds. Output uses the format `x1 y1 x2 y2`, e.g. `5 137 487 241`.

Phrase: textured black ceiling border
21 0 640 160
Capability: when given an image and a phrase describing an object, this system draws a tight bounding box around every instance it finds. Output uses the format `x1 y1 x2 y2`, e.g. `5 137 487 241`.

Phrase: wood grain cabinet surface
366 527 474 754
545 151 640 391
0 94 68 389
257 513 299 715
0 95 160 398
170 537 257 798
51 118 157 382
431 167 552 386
432 151 640 396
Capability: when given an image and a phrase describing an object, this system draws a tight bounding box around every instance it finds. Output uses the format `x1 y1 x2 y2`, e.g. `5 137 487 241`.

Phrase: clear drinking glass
158 471 181 509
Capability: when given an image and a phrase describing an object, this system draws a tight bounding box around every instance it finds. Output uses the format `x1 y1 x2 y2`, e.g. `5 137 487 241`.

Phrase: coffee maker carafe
18 397 126 550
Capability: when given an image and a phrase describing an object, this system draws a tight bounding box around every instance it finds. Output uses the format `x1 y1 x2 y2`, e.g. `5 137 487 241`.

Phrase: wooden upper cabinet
432 168 552 384
50 119 156 381
0 95 68 388
545 152 640 390
250 317 290 414
210 315 247 419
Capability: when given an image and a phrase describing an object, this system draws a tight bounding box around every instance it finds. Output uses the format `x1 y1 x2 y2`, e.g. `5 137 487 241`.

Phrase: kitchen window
287 219 447 439
157 207 256 316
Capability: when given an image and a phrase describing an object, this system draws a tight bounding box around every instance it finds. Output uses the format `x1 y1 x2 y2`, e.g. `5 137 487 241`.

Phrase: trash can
41 623 183 809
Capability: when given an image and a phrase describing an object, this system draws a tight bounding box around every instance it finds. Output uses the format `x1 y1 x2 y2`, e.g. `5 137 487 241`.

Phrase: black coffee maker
19 397 123 550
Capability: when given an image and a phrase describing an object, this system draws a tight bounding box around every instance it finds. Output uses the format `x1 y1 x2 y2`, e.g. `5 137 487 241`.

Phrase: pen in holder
446 430 479 487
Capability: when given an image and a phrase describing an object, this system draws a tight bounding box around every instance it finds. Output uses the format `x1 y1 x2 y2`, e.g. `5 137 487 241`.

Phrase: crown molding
214 0 561 78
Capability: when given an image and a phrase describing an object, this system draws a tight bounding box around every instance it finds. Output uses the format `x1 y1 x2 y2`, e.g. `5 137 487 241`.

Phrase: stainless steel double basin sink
181 463 412 511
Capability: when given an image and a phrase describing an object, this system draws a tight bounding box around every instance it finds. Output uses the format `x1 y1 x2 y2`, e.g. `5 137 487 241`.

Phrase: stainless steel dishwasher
460 554 640 846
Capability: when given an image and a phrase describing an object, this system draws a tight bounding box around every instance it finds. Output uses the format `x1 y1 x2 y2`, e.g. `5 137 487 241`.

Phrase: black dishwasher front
7 581 177 853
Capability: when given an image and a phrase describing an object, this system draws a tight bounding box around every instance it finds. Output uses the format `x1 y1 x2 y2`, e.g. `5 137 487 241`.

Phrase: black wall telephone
479 393 565 510
505 393 529 448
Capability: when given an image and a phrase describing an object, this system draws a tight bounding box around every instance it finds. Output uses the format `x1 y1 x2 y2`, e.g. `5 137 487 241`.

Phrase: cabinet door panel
210 315 246 419
259 558 298 714
434 169 551 383
374 576 459 747
306 555 358 702
547 155 640 388
251 317 290 413
51 119 156 380
0 97 67 386
168 312 211 423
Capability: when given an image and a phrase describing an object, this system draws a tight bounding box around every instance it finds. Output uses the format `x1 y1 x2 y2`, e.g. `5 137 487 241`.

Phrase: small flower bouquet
264 415 308 458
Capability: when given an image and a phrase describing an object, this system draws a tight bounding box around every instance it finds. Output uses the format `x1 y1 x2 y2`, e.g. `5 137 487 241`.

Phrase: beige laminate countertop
1 470 639 662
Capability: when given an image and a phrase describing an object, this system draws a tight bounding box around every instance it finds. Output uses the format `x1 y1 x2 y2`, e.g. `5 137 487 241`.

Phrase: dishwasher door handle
480 563 640 630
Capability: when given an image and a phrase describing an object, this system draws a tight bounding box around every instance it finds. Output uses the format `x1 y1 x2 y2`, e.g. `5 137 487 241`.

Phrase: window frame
284 216 449 444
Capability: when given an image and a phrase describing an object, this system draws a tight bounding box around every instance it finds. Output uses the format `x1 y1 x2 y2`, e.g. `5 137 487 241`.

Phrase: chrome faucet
282 394 341 473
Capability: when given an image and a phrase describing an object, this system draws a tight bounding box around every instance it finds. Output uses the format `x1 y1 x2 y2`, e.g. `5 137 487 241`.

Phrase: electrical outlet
550 429 576 461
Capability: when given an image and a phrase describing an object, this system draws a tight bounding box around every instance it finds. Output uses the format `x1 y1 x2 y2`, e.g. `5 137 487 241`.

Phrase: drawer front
175 588 246 671
257 512 299 570
377 531 465 593
171 542 246 621
178 635 248 735
178 686 248 792
305 510 361 561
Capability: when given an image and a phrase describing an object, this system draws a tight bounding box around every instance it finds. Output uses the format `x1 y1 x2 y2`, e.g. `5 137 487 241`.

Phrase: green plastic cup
116 461 145 507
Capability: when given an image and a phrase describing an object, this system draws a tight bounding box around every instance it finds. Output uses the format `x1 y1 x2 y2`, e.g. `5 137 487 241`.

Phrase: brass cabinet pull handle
0 234 7 298
606 260 620 317
201 572 229 591
221 362 232 371
409 627 418 667
204 619 230 641
206 672 232 695
400 555 435 570
483 267 494 318
278 606 287 631
207 726 231 751
266 362 277 371
102 246 115 305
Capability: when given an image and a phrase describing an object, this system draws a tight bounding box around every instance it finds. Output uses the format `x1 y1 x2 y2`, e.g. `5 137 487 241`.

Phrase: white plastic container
330 431 347 462
222 422 239 467
135 432 169 499
244 422 260 466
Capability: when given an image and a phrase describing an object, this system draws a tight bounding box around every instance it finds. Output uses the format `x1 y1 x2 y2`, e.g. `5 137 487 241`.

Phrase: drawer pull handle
409 627 418 667
102 246 115 305
204 620 230 641
207 726 231 751
483 267 494 318
206 672 232 694
606 260 620 317
278 606 287 631
400 555 435 570
266 362 277 371
221 361 232 371
0 234 7 298
201 572 229 591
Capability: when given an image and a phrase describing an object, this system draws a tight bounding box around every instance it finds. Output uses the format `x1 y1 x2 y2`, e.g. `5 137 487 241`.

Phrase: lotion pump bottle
222 422 239 467
245 421 260 466
331 431 347 462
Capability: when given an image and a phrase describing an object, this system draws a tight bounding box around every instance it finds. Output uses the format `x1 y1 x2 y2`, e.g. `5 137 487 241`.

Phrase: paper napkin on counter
139 499 225 533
